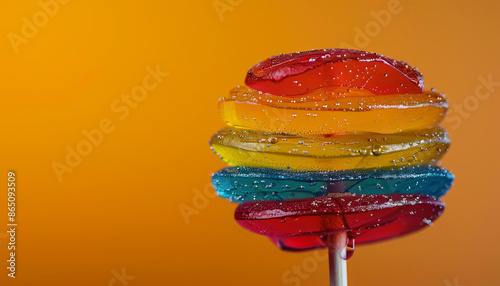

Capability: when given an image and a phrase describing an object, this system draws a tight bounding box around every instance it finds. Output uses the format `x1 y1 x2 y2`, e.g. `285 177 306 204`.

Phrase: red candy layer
245 49 424 96
235 194 444 251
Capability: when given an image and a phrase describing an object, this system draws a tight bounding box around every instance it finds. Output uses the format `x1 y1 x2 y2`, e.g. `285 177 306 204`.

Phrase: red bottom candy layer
235 194 444 251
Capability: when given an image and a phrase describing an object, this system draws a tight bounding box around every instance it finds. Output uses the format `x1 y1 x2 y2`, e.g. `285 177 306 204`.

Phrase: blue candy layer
212 166 454 203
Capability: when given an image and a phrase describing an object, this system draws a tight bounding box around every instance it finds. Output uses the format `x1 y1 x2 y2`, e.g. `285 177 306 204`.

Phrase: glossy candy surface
219 86 448 135
209 49 453 254
210 126 450 171
235 194 444 251
212 166 454 203
246 49 424 96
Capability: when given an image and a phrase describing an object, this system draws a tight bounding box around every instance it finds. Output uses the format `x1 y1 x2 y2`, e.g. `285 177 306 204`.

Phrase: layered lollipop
209 49 453 285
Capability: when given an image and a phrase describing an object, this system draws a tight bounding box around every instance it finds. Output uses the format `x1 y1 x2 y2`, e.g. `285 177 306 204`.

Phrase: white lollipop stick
328 232 348 286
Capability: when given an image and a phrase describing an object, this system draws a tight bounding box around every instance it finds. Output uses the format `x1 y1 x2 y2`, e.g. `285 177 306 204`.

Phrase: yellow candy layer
210 126 450 171
219 86 448 135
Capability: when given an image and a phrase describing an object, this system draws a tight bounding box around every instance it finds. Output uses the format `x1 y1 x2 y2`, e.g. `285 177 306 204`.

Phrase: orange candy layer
219 86 448 135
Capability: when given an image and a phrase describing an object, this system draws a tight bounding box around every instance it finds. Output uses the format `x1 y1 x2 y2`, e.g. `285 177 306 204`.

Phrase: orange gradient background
1 0 499 285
